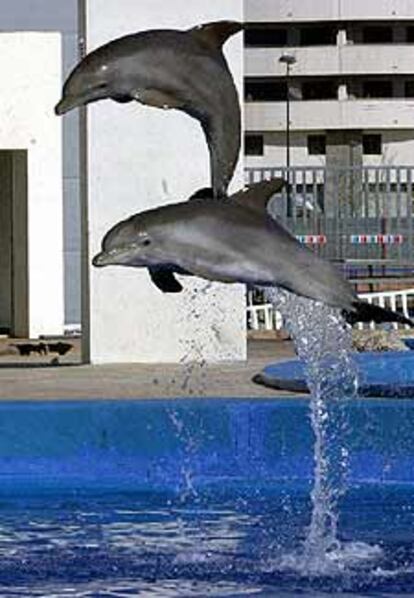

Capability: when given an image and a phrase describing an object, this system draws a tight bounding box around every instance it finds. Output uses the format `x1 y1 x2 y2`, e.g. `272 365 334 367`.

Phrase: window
407 26 414 42
245 26 287 47
300 26 337 46
362 26 393 43
363 134 382 155
302 81 337 100
244 79 287 102
307 135 326 155
362 80 393 98
245 134 264 156
405 81 414 97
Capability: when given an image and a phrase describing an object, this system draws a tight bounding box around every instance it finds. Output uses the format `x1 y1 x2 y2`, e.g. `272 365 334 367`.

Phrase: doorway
0 150 28 337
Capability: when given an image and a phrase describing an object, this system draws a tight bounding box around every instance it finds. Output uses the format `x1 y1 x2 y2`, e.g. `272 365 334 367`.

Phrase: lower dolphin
92 179 413 327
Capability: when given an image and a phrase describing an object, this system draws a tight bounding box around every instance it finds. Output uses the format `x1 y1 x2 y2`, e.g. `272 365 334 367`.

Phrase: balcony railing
245 99 414 130
245 0 413 24
246 45 414 78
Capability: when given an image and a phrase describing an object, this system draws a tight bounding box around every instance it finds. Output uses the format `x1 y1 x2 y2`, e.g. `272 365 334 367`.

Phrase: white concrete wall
246 45 414 78
245 0 414 22
365 131 414 166
245 130 414 170
245 132 326 170
86 0 246 364
0 33 64 338
245 99 414 131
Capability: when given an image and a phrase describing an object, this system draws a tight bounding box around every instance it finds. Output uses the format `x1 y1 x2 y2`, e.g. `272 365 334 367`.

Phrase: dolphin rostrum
55 21 243 198
92 179 413 327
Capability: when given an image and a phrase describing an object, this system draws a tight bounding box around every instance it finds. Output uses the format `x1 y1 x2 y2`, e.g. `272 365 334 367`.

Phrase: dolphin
55 21 243 198
92 179 413 327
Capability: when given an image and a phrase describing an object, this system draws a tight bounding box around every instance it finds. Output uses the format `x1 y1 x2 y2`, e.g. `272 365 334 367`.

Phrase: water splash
167 408 199 502
264 287 360 574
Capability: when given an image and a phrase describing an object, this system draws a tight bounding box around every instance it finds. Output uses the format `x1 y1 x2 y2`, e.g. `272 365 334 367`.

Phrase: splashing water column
264 288 359 573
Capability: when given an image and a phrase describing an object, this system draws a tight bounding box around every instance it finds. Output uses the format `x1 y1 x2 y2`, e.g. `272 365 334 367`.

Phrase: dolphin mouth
55 95 82 116
55 86 111 115
92 249 139 267
92 252 109 267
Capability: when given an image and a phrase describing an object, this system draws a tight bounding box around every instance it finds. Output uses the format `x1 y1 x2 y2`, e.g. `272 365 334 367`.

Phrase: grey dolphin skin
92 179 413 328
55 21 243 198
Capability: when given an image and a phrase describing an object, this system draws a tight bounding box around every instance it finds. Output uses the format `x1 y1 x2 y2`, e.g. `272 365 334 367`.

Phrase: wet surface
0 339 296 400
0 485 413 596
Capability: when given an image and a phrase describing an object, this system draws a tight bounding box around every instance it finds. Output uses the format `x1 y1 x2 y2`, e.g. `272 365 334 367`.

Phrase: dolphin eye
142 238 151 247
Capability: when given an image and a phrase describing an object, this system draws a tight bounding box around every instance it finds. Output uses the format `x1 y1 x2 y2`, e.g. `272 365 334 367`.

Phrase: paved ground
0 337 298 400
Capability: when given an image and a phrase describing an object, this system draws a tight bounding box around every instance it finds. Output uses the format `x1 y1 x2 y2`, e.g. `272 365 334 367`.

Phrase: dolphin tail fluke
189 21 243 50
202 110 241 198
344 300 414 327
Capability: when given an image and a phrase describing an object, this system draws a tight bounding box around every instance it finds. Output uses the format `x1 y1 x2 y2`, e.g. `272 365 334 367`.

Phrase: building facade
244 0 414 171
0 0 81 330
0 33 64 338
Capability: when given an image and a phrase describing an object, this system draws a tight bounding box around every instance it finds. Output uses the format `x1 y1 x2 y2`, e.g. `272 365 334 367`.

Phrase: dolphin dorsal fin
230 178 286 214
189 21 243 51
188 187 214 201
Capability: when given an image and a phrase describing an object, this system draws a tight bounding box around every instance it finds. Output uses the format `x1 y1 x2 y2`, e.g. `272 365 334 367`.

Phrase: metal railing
245 165 414 267
247 288 414 332
356 288 414 331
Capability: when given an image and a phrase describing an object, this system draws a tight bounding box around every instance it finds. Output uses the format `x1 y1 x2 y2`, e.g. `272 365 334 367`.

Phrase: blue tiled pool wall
0 399 413 492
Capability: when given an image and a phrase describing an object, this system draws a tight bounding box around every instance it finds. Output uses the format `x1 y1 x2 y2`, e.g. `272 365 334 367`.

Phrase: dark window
362 80 393 98
362 26 393 43
407 26 414 42
307 135 326 155
405 81 414 97
245 134 264 156
245 26 287 47
302 80 337 100
300 26 337 46
363 134 382 155
245 79 287 102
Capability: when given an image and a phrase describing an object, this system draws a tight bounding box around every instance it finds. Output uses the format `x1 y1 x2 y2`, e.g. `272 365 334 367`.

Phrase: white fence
247 288 414 332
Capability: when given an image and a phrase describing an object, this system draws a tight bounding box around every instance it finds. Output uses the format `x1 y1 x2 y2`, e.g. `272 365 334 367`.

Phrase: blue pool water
1 398 414 596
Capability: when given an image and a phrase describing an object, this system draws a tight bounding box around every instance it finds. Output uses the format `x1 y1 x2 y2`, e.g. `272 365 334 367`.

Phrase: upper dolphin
55 20 243 198
92 179 413 328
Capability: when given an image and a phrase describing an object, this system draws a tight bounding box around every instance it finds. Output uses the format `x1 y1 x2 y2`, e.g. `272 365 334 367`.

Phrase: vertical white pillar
337 28 347 47
338 83 348 101
85 0 246 364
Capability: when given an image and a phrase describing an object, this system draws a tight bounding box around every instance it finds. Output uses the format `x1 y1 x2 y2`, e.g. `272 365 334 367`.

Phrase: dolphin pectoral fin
189 21 243 50
148 268 183 293
113 94 133 104
231 179 286 214
132 89 184 110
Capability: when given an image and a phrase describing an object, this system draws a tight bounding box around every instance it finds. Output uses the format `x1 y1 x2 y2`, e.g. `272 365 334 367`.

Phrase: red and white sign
350 234 404 245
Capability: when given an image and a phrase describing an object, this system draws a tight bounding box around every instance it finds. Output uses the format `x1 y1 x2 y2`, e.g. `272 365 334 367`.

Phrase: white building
244 0 414 171
0 0 81 331
0 33 64 338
